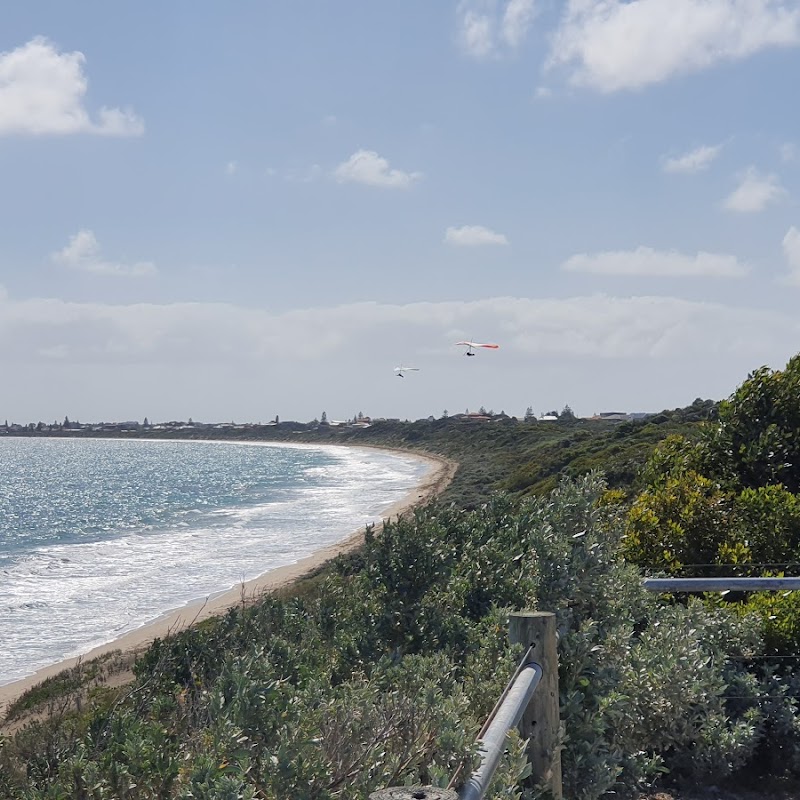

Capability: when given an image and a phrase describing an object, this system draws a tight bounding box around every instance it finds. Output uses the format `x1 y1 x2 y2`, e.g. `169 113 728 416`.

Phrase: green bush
4 475 800 799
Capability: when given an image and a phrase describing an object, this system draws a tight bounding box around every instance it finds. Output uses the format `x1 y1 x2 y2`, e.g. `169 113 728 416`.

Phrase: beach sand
0 447 456 719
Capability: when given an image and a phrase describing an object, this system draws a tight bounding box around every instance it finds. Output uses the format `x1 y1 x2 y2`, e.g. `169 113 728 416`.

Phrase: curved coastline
0 443 456 718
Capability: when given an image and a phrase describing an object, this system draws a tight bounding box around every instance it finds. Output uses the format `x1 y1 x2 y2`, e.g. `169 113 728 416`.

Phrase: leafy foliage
3 475 798 799
625 357 800 575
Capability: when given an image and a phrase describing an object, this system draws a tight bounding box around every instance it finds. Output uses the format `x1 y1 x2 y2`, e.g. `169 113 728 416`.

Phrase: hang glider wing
455 341 499 349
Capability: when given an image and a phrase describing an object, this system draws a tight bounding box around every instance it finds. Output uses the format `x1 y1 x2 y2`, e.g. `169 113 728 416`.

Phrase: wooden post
508 611 562 800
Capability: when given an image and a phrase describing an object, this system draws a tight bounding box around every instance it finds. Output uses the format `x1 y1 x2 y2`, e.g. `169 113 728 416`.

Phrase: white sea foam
0 439 430 685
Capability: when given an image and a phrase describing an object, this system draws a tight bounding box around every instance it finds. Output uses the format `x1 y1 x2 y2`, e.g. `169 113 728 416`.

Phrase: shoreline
0 444 456 718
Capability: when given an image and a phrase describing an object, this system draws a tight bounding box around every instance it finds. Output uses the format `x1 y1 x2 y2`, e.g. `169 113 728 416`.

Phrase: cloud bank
0 291 792 366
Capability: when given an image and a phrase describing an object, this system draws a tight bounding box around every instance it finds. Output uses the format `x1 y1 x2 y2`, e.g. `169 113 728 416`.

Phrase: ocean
0 437 430 686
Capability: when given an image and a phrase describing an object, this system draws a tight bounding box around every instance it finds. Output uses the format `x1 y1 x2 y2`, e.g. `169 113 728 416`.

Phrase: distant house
539 415 559 422
589 412 631 422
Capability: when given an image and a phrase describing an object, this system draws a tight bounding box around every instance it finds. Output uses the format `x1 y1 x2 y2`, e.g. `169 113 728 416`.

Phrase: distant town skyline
2 2 800 423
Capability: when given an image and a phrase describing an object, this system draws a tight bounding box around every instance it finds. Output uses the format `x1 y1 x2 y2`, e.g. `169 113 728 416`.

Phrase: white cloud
457 0 538 58
562 245 749 278
782 226 800 285
723 166 786 212
53 230 156 277
444 225 509 246
547 0 800 92
0 292 792 366
662 144 722 174
334 150 422 189
0 37 144 136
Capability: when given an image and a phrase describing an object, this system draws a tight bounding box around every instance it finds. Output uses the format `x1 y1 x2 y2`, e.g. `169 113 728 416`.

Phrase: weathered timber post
369 788 457 800
508 611 562 799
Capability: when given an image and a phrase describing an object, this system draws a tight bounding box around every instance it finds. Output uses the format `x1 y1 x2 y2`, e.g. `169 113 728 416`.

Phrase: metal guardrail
458 656 543 800
370 612 562 800
643 577 800 592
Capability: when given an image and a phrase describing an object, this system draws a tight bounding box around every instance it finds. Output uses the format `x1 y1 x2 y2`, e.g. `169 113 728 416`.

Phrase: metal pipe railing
643 577 800 592
458 659 543 800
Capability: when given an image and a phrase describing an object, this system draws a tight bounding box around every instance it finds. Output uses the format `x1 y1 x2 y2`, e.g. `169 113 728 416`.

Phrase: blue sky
2 1 800 423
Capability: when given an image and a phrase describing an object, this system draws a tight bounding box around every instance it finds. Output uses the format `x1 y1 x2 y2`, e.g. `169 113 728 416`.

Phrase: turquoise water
0 438 429 685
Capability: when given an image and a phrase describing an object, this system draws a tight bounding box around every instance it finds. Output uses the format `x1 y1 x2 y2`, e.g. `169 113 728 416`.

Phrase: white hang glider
455 341 500 357
394 365 420 378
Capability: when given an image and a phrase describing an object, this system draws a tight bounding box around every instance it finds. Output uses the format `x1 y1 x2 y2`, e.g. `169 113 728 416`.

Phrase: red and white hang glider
456 341 500 357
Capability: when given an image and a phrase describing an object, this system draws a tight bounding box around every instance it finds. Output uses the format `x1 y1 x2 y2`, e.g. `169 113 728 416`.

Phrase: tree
626 354 800 578
143 417 149 427
561 404 576 421
441 409 448 418
707 354 800 492
321 411 328 425
524 406 535 422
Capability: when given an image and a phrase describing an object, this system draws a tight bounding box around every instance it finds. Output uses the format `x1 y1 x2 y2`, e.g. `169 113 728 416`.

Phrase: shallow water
0 437 429 684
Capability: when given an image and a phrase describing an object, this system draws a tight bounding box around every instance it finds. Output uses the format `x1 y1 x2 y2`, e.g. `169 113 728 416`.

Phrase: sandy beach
0 446 456 719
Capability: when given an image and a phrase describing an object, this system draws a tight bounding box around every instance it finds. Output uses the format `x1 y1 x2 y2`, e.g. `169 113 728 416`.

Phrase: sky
2 1 800 424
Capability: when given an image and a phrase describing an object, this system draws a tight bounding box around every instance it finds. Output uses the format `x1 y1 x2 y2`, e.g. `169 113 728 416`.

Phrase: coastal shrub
733 486 800 565
519 475 779 797
727 590 800 656
5 473 800 799
623 471 734 575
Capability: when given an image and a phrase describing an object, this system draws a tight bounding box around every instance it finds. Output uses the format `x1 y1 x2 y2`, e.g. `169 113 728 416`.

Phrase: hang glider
394 365 420 378
455 341 500 357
